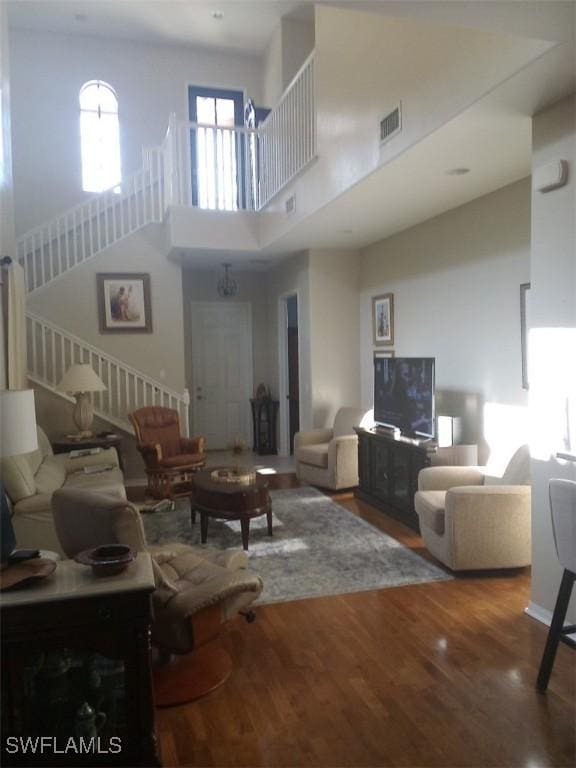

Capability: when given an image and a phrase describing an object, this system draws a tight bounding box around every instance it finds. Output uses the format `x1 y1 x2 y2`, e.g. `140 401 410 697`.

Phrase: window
79 81 121 193
189 86 244 210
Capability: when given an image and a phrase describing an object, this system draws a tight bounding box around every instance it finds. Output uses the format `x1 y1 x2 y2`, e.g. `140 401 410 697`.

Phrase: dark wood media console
354 427 437 531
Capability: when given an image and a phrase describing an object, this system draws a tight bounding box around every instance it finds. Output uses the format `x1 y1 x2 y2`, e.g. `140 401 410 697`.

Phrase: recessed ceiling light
212 10 224 20
446 167 471 176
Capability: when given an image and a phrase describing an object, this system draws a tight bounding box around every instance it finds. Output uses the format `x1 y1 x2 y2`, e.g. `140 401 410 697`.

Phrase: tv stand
354 427 437 531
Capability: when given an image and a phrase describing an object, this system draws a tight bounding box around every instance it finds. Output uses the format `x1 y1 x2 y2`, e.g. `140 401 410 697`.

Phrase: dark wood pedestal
355 427 437 531
250 398 279 455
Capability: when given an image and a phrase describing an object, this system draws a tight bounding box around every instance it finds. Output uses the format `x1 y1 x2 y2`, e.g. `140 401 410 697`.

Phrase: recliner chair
51 488 263 706
294 407 371 490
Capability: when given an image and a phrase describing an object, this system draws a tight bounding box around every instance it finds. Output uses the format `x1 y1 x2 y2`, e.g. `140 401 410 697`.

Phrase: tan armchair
129 406 206 500
294 407 370 490
414 444 532 571
51 488 263 706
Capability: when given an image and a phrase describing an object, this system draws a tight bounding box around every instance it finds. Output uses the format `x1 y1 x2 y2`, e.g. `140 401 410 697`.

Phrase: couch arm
418 465 485 491
180 436 206 454
445 485 531 569
60 448 120 475
294 428 334 454
328 435 359 488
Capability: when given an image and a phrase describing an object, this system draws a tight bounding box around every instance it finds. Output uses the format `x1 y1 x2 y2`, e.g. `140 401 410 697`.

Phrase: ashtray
75 544 135 577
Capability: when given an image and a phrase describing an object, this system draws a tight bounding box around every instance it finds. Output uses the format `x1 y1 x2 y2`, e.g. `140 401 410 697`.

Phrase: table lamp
0 389 38 564
57 364 106 437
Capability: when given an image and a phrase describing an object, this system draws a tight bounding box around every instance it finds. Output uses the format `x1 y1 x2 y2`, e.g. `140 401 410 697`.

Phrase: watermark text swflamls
5 736 122 755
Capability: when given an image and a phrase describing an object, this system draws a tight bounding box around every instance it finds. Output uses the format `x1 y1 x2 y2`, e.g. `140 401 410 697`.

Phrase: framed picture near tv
97 273 152 333
372 293 394 346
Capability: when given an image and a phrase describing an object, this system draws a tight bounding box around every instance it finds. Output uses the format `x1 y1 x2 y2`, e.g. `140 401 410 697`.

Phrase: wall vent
285 194 296 215
380 103 402 145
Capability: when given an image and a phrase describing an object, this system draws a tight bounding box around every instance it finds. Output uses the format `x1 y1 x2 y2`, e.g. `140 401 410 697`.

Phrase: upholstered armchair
129 406 206 500
294 407 371 490
51 488 263 706
414 444 532 571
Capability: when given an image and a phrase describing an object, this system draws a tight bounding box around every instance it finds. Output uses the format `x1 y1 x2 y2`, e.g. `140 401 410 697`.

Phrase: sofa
414 444 532 571
294 407 370 490
1 426 125 555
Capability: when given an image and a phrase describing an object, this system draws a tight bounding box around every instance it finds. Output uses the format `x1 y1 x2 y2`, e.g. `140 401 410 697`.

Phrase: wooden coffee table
192 468 272 550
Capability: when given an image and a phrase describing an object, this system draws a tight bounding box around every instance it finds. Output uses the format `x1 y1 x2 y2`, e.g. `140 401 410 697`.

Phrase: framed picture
372 293 394 346
97 273 152 333
374 350 395 360
520 282 530 389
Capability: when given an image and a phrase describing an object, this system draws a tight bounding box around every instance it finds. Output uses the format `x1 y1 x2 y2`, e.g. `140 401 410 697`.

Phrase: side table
52 434 125 472
1 555 160 767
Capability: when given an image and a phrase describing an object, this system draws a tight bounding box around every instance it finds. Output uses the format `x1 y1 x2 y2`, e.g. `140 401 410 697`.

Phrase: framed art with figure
97 273 152 333
372 293 394 346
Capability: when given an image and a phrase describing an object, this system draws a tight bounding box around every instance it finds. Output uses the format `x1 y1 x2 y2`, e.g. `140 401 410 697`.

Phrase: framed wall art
97 273 152 333
372 293 394 346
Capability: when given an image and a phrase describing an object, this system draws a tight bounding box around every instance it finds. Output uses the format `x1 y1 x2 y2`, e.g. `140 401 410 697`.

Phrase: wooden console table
1 555 160 767
355 427 437 531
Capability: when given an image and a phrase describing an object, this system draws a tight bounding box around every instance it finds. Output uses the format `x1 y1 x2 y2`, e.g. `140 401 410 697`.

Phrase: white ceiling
8 0 574 54
6 0 308 55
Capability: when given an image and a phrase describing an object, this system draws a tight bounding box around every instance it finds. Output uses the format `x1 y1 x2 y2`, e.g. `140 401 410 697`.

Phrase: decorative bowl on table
75 544 134 577
210 466 256 486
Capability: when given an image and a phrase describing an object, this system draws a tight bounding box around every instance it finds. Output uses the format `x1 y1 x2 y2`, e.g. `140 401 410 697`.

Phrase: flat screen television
374 357 435 438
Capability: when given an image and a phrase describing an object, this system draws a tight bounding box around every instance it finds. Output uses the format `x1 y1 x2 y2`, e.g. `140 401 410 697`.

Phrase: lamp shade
57 364 106 394
0 389 38 457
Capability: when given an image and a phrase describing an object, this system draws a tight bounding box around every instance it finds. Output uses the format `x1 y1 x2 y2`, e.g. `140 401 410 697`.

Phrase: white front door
190 301 253 450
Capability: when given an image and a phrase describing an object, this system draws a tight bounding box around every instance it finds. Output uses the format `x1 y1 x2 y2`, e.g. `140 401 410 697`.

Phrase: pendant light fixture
217 263 237 298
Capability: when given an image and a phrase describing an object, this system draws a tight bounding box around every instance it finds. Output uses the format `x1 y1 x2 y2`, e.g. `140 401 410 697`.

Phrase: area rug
142 486 451 605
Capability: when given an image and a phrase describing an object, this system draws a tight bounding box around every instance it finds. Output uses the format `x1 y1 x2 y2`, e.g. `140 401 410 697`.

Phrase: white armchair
414 444 532 571
294 407 370 490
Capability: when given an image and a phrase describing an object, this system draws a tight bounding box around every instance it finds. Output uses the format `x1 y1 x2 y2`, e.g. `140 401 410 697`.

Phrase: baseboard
525 601 576 642
524 601 553 627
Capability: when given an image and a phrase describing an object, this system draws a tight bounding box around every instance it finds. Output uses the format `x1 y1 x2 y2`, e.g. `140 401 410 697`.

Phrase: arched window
79 80 121 193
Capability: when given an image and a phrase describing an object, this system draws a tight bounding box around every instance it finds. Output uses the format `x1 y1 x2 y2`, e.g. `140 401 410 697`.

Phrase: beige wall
28 225 186 393
529 94 576 623
262 17 315 108
181 266 270 434
259 4 550 247
360 178 532 463
309 249 361 427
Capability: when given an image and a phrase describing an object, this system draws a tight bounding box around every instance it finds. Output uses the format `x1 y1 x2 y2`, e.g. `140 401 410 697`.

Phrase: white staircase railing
258 52 316 208
17 152 165 294
26 311 190 435
16 51 317 292
164 116 258 211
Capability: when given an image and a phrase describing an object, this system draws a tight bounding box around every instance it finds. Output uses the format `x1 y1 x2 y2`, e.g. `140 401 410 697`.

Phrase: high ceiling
7 1 573 55
6 0 310 55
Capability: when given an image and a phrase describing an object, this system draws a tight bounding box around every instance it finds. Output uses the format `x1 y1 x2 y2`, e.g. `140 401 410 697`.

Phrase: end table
52 434 125 472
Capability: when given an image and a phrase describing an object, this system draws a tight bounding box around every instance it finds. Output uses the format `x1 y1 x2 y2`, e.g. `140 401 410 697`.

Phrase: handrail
26 311 190 435
259 50 316 131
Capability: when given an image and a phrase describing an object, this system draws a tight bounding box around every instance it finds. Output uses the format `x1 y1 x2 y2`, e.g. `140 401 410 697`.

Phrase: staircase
17 148 166 295
18 57 316 433
26 312 189 435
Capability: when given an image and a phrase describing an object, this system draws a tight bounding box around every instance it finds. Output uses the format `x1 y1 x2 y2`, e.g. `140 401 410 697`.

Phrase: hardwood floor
155 475 575 768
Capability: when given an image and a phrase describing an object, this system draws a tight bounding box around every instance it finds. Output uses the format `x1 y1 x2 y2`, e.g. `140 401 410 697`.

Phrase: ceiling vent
380 103 402 145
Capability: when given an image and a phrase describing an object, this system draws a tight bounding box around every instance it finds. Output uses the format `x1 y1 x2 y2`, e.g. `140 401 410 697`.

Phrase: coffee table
192 468 272 550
